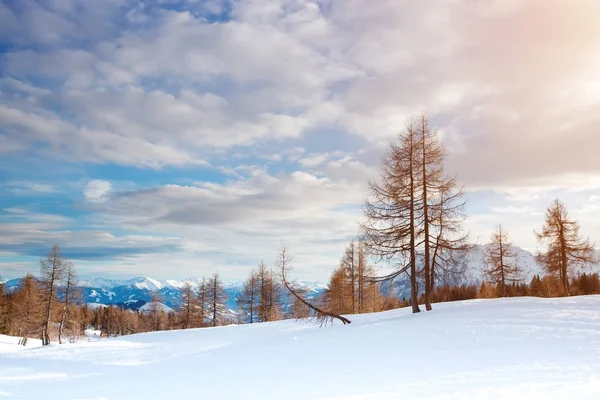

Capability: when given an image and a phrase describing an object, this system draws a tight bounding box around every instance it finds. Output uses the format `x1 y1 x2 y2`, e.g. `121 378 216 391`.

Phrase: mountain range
1 245 598 311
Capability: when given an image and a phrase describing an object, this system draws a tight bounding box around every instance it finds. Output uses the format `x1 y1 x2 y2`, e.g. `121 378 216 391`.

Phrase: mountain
377 245 599 299
2 246 598 310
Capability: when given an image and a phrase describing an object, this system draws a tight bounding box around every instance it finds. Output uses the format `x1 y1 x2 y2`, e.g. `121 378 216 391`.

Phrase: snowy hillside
2 296 600 399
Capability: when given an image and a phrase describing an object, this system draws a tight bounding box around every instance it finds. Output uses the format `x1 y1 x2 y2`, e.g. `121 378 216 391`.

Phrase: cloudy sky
1 0 599 282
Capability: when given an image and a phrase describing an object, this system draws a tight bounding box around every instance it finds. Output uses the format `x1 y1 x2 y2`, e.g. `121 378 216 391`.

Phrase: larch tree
278 246 351 325
361 121 421 313
206 272 228 327
256 262 283 322
326 241 381 315
58 262 80 344
180 282 196 329
148 292 166 331
237 269 259 324
484 225 521 297
325 266 350 315
340 241 358 314
40 244 67 345
0 280 8 335
417 113 469 310
535 199 597 295
361 114 467 313
12 274 42 346
197 278 209 327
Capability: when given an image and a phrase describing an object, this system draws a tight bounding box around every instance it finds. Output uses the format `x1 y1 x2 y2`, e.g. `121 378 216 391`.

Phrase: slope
2 296 600 399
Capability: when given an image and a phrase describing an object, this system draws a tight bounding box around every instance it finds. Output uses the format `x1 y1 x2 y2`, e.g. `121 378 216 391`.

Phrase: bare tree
361 121 421 313
12 274 42 345
256 262 283 322
535 199 597 295
485 225 521 297
278 246 351 325
237 270 259 324
197 278 209 327
206 272 228 327
362 115 468 313
148 292 166 331
40 244 67 345
58 262 80 344
180 282 196 329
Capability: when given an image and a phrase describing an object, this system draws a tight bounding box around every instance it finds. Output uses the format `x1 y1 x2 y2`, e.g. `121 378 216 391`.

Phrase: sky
1 0 599 282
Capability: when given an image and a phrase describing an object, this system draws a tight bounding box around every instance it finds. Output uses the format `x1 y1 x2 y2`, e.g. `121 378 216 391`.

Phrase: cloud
1 0 599 280
84 180 112 202
7 181 56 194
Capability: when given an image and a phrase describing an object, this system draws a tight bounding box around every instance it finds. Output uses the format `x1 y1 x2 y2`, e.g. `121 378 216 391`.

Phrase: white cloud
84 180 112 202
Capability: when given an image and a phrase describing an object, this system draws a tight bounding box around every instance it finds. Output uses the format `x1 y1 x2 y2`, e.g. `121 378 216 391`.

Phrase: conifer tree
57 262 80 343
197 278 209 327
237 269 259 324
206 272 228 327
535 199 597 295
180 282 196 329
12 274 42 345
256 262 282 322
484 225 521 297
361 114 467 313
40 244 67 345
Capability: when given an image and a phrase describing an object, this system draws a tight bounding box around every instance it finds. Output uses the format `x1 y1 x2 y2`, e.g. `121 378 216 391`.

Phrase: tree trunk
409 130 420 314
421 117 432 311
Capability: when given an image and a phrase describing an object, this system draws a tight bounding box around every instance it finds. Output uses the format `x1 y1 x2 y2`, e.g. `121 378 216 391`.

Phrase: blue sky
1 0 599 281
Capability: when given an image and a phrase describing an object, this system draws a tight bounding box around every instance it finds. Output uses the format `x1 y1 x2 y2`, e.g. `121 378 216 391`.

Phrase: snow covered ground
1 296 600 400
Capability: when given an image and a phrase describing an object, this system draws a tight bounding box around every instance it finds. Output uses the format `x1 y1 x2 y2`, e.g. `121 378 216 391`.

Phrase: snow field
1 296 600 399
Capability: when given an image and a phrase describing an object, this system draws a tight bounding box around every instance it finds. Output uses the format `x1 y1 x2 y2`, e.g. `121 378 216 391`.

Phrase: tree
197 278 209 327
361 122 421 313
206 272 228 327
535 199 597 295
278 246 351 325
238 269 259 324
58 262 80 344
180 282 196 329
40 244 67 345
361 114 467 313
148 292 166 331
0 279 8 334
256 262 283 322
484 225 522 297
11 274 42 345
325 241 382 315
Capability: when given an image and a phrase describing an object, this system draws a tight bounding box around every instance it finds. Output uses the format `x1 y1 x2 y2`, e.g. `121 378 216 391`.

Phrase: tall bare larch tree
58 262 79 344
361 121 421 313
485 225 521 297
362 114 467 313
535 199 597 295
40 244 67 345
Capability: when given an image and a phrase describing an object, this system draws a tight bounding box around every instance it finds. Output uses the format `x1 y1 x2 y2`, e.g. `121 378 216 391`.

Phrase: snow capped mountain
138 301 174 313
127 276 164 291
2 246 598 311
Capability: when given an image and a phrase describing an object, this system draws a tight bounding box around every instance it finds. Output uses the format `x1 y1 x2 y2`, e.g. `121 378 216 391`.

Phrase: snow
128 277 163 291
1 296 600 399
138 302 174 313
